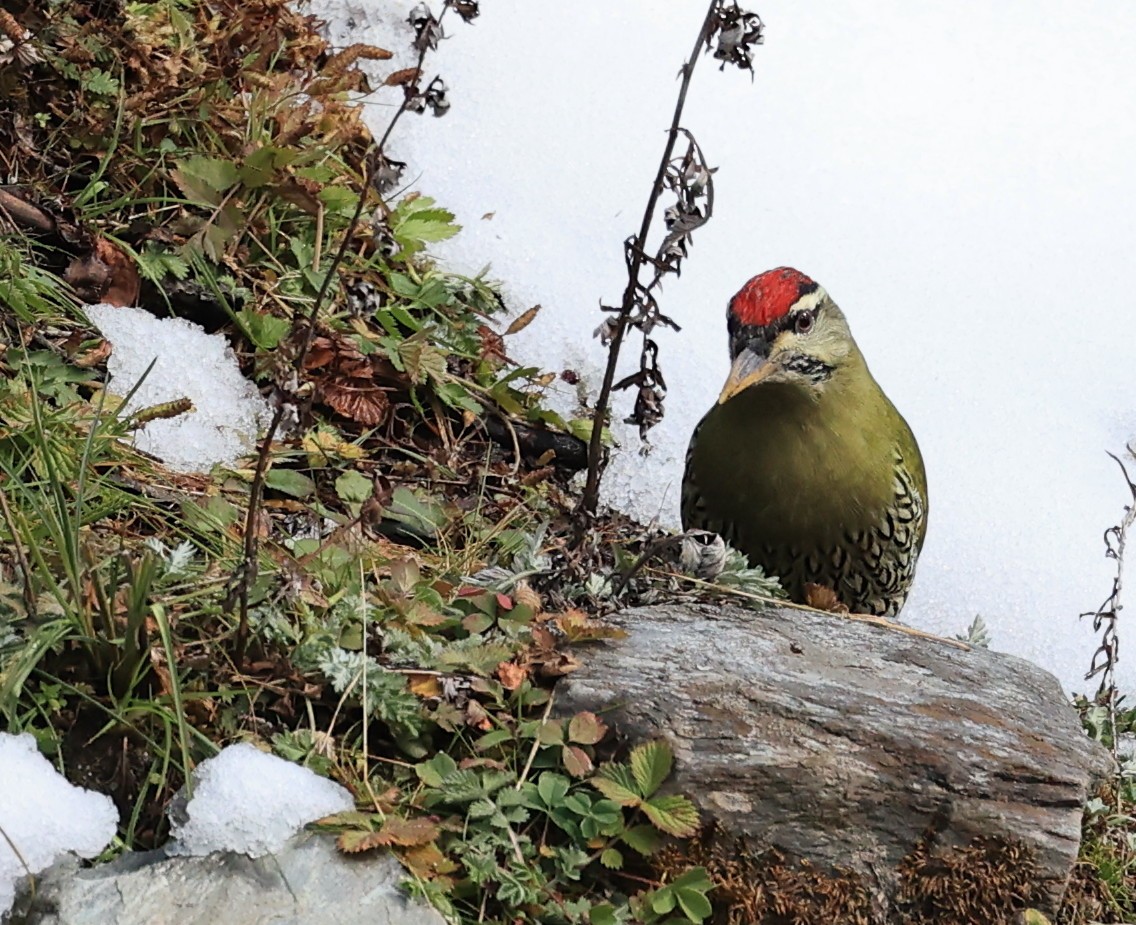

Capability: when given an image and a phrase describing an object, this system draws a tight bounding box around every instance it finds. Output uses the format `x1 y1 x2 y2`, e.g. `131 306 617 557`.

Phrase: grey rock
9 833 443 925
555 602 1112 913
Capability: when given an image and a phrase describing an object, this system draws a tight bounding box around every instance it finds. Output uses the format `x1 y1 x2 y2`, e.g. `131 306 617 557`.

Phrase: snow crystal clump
83 304 271 473
167 743 354 858
0 732 119 915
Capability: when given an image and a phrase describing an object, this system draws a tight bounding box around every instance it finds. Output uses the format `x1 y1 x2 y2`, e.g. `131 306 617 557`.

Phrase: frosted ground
307 0 1136 695
0 737 355 916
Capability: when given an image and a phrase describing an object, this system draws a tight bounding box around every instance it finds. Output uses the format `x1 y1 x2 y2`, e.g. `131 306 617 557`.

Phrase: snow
167 743 354 857
309 0 1136 696
83 304 271 473
0 732 118 915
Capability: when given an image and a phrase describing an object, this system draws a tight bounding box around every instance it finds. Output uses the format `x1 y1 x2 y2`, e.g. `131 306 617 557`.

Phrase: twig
1082 447 1135 801
578 2 720 516
515 692 555 790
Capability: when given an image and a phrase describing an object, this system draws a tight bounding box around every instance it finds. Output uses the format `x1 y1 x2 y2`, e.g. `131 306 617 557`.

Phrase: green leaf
620 824 663 856
589 904 618 925
434 381 483 414
675 888 712 923
416 752 458 787
641 795 700 838
82 67 120 96
396 216 461 244
650 888 676 915
236 309 290 349
475 728 514 751
399 337 448 385
537 771 570 807
467 797 496 820
599 847 624 870
335 470 372 504
590 763 641 807
536 719 565 745
670 868 714 891
239 145 296 188
171 155 240 204
264 468 315 499
391 196 460 255
387 487 448 536
630 740 672 798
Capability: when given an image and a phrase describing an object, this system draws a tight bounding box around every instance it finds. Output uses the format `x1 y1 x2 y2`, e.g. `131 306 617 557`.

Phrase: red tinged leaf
562 744 593 778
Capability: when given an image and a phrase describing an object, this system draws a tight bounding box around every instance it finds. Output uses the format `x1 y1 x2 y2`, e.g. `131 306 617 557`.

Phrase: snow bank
167 743 354 857
0 733 118 915
84 304 271 473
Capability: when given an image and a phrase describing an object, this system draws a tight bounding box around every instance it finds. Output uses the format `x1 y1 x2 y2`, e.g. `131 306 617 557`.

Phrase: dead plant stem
578 0 720 515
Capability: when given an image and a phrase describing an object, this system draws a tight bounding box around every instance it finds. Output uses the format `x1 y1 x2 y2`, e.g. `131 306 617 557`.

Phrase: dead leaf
504 304 541 336
804 583 849 614
464 699 492 730
338 829 387 854
407 673 442 698
375 816 439 847
562 744 593 778
496 661 527 690
568 711 607 746
321 379 390 426
399 842 459 881
384 66 421 87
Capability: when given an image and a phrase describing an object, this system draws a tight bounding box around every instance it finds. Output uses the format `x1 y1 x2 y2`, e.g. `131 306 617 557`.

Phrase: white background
315 0 1136 694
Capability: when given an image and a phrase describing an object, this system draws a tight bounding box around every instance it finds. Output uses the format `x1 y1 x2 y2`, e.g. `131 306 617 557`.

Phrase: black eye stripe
730 306 818 357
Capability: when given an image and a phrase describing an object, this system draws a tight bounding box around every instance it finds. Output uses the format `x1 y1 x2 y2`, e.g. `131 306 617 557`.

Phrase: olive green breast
680 362 927 615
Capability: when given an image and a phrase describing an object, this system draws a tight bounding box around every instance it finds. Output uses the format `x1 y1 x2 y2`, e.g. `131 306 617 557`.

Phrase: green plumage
680 294 927 617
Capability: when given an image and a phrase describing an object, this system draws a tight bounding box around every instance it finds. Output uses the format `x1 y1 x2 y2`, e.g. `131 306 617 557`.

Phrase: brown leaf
375 816 439 847
496 661 527 691
504 304 541 336
338 829 388 854
536 651 581 678
399 842 459 881
96 238 141 306
407 673 442 698
384 66 421 87
554 609 629 643
568 711 607 746
72 339 112 368
303 336 340 370
477 324 507 364
804 583 849 614
321 379 390 425
465 699 492 730
562 744 593 778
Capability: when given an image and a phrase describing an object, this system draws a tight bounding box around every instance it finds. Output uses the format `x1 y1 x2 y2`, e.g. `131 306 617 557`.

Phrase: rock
555 602 1112 919
8 833 442 925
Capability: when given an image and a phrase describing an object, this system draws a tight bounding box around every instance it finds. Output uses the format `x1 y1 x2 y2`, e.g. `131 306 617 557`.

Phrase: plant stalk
578 0 720 516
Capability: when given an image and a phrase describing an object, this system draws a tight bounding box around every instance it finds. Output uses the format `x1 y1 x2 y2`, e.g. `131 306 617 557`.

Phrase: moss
653 824 1049 925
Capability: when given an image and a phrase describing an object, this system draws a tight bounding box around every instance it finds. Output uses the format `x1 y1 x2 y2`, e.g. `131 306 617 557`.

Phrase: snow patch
0 732 118 915
167 743 354 858
84 304 271 473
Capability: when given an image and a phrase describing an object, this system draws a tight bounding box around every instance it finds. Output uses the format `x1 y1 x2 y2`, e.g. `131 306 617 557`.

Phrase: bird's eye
794 310 815 335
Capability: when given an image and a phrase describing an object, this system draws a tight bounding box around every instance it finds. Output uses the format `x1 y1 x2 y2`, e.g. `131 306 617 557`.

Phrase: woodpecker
680 268 927 617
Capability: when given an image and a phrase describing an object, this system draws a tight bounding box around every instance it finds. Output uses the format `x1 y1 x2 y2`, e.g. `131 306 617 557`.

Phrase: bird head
718 267 857 405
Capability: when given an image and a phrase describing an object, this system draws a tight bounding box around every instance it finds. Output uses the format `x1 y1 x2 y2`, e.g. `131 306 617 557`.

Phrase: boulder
555 602 1112 920
8 833 442 925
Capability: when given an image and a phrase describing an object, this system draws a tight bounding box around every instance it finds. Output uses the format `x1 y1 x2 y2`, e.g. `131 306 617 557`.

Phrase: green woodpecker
680 267 927 616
